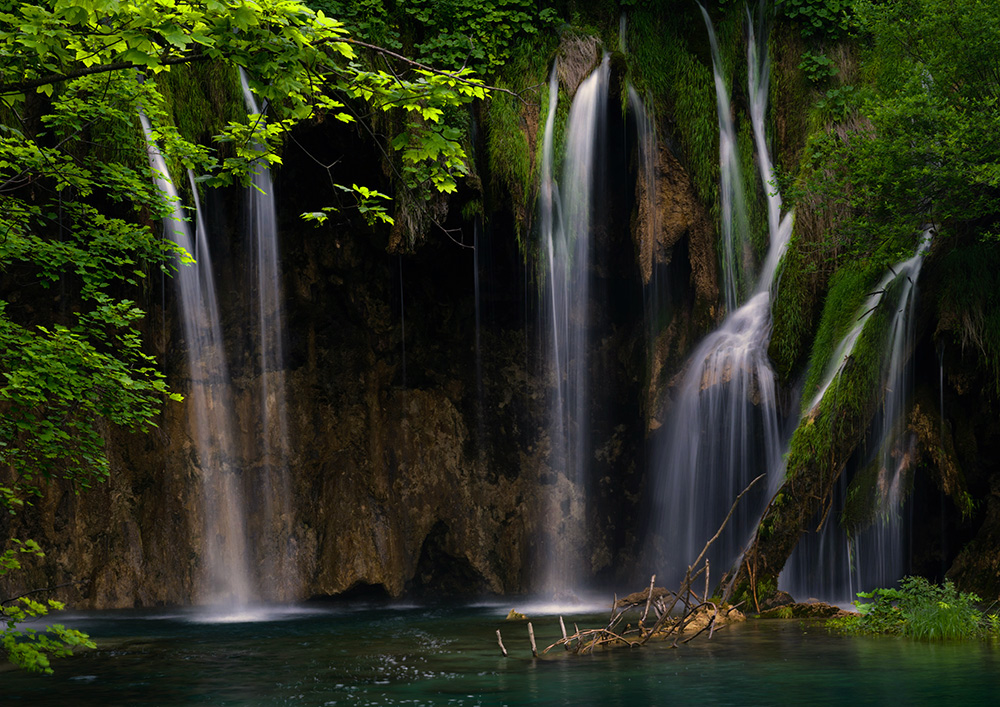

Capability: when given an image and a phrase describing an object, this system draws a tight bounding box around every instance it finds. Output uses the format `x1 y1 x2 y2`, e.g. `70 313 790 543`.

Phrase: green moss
483 33 557 251
769 230 823 379
89 102 146 174
156 62 243 148
627 8 719 221
798 261 883 407
784 273 894 490
738 117 768 264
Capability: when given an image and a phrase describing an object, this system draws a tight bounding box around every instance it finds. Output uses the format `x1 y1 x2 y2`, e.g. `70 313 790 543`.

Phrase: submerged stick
643 474 765 645
528 622 537 657
496 629 508 657
641 574 656 627
559 615 568 650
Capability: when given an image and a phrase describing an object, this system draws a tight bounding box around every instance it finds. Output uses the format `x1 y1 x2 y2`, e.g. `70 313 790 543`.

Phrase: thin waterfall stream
537 55 610 596
701 4 753 313
239 71 298 602
140 114 254 609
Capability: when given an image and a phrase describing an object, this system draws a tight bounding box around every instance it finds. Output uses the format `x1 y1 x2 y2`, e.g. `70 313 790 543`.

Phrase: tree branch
340 37 524 101
2 580 83 606
0 53 213 96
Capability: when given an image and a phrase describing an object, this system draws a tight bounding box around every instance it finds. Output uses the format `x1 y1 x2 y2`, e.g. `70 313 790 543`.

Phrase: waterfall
537 56 610 596
239 71 298 601
701 4 752 313
781 230 933 601
629 85 664 391
473 218 485 459
649 11 793 586
140 114 254 607
629 87 658 257
805 234 932 415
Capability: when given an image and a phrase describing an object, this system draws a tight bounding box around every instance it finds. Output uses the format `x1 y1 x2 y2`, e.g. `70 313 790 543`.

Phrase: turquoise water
4 603 999 705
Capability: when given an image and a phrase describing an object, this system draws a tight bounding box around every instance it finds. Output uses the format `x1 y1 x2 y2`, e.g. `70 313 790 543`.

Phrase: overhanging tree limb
0 53 214 96
340 37 523 100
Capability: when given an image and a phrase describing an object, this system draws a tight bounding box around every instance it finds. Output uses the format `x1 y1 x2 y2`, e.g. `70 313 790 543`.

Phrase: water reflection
4 607 999 705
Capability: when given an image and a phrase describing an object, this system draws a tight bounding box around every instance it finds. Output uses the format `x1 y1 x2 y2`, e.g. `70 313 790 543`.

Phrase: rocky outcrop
633 143 716 306
557 34 602 99
634 141 718 430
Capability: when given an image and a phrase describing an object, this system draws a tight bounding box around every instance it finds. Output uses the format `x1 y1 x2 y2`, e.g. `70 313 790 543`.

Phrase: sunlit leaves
302 183 394 225
1 540 95 673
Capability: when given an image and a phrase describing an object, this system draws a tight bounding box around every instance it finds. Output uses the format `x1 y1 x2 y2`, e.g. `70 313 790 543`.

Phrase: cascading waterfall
781 230 933 601
239 71 298 601
701 4 752 313
650 11 793 586
140 114 254 608
473 218 486 458
537 56 610 595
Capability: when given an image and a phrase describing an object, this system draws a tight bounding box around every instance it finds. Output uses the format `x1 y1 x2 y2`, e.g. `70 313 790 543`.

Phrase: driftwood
526 474 763 657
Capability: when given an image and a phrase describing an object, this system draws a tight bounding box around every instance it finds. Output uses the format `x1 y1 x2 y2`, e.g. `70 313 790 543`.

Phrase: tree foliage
2 540 95 674
308 0 560 75
0 0 487 672
801 0 1000 263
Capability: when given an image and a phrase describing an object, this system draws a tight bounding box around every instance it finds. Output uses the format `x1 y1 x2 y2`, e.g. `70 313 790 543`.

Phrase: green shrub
815 84 865 124
798 50 838 84
780 0 852 39
829 576 999 640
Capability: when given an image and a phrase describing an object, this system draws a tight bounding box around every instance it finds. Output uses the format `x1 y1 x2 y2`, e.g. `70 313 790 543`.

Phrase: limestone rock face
633 143 716 306
633 143 719 431
0 108 651 607
557 34 602 99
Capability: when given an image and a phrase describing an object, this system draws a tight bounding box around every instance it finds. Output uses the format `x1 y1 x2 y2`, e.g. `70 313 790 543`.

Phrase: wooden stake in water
528 622 538 657
641 574 656 627
496 629 508 657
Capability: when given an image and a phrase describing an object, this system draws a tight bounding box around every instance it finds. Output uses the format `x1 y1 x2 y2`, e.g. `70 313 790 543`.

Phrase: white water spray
239 71 298 601
782 230 932 600
537 57 611 595
651 10 793 585
140 114 254 608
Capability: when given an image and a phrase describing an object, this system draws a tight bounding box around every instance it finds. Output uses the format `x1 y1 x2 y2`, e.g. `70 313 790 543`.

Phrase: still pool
4 603 999 705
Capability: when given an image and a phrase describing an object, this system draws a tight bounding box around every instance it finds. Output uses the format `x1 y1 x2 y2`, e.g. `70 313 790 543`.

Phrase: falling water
473 218 485 458
805 233 933 414
781 230 932 600
628 84 672 422
537 56 610 595
938 342 947 575
629 87 658 257
650 11 793 586
239 72 298 601
140 114 254 607
701 4 752 313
